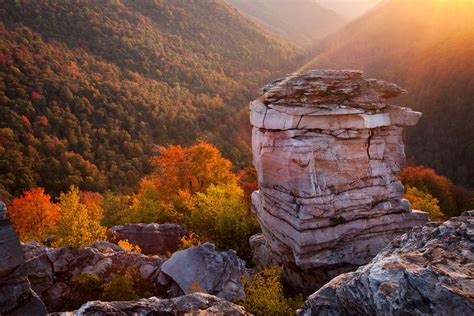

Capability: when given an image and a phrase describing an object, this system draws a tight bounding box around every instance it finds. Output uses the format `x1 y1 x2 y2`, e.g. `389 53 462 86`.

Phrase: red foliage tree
400 166 473 217
8 188 60 241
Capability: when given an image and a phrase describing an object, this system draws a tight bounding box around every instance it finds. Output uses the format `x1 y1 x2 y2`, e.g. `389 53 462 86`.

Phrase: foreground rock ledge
298 213 474 315
250 69 428 293
53 293 249 316
0 203 47 315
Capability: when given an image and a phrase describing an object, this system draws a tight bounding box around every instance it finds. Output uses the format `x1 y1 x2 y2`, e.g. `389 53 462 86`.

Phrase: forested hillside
227 0 347 47
0 0 302 197
302 0 474 188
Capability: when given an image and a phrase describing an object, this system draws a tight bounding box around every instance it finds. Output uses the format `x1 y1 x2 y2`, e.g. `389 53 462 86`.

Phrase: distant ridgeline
302 0 474 188
0 0 303 196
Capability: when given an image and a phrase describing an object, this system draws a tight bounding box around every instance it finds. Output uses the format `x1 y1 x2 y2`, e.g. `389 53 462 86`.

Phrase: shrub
241 267 304 315
117 239 141 253
401 166 457 216
405 186 445 221
101 274 139 301
69 272 102 308
71 272 101 294
179 232 202 250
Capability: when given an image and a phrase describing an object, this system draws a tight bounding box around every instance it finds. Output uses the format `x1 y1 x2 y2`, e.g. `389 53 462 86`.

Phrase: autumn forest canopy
0 0 303 197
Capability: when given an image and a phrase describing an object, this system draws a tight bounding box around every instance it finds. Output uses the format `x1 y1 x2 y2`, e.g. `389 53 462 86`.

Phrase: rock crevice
249 70 428 293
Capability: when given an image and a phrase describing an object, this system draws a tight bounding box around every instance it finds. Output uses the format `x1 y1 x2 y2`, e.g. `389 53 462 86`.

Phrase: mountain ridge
302 0 474 187
227 0 348 48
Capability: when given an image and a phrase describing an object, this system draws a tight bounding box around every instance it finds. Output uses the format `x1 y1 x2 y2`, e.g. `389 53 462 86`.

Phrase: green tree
128 179 181 224
188 184 260 260
101 191 131 227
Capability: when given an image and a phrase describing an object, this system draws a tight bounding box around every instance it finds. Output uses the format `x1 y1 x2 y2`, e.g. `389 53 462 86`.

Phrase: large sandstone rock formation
107 223 187 255
0 202 47 315
298 212 474 315
23 241 164 312
54 293 249 316
158 243 247 302
250 70 428 293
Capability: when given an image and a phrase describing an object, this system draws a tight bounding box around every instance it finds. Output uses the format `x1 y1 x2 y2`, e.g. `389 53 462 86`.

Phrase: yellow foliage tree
405 186 445 221
53 186 106 248
117 239 141 253
242 267 304 315
187 183 260 260
128 179 181 224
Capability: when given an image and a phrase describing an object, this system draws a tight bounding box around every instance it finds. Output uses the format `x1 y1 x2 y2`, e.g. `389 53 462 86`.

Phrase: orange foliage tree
80 191 104 222
150 142 237 200
8 188 60 241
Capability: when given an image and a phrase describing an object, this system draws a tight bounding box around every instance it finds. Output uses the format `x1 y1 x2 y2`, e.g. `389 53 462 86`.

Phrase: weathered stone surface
250 70 428 293
54 293 249 316
298 214 474 315
0 202 47 315
158 243 247 302
23 241 164 312
107 223 187 255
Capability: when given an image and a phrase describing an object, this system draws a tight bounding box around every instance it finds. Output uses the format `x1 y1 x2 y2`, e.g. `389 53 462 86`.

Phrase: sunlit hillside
316 0 382 18
302 0 474 187
227 0 348 47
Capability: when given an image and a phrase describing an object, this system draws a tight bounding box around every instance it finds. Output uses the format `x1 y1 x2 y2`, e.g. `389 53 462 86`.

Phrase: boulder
0 201 47 315
158 243 247 301
23 241 164 312
250 69 428 293
298 213 474 315
107 223 187 255
53 293 249 315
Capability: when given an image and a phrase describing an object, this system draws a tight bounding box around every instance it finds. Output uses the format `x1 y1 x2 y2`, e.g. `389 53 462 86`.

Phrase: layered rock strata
250 70 428 293
0 202 47 315
298 213 474 315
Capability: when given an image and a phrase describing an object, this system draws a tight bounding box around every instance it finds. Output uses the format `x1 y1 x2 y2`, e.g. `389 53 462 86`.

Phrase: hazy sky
316 0 383 18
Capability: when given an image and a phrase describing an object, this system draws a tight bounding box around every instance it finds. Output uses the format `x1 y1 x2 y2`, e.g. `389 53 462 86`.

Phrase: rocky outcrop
54 293 249 316
298 213 474 315
250 70 428 293
107 223 187 255
25 241 248 312
0 202 47 315
23 241 164 312
158 243 247 302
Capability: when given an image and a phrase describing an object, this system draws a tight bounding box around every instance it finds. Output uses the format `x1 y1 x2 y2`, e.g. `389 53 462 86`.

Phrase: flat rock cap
260 69 406 110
